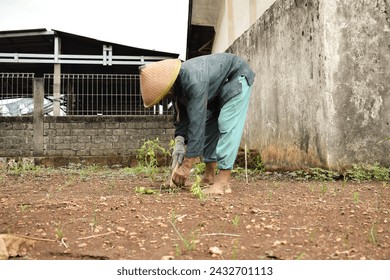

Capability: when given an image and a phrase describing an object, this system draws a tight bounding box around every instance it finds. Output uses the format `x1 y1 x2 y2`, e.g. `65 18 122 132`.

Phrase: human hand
172 157 195 187
171 136 185 168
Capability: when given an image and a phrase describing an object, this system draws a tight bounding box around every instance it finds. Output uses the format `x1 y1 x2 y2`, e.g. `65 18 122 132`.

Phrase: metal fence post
33 78 44 157
53 36 61 116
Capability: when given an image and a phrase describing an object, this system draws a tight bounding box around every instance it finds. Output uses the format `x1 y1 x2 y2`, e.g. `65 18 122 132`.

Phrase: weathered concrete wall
324 0 390 168
228 0 390 170
0 118 34 157
0 116 174 167
212 0 276 53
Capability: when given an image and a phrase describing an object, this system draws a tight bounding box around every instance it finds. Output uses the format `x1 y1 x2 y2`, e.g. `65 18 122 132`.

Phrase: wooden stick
169 163 179 188
77 231 115 240
245 143 248 184
202 233 241 237
0 234 56 242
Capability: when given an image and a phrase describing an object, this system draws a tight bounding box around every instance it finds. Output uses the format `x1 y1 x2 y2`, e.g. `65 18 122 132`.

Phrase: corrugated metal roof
0 28 179 57
0 28 179 74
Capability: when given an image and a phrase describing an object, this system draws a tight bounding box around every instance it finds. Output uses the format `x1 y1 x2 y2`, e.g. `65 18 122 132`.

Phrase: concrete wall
228 0 390 170
191 0 224 26
212 0 276 53
0 116 174 167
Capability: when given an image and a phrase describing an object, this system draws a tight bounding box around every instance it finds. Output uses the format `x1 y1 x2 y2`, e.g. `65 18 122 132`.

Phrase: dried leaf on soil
0 234 37 259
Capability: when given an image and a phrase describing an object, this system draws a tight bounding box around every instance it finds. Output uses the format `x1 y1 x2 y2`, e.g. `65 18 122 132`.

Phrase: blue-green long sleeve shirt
172 53 255 158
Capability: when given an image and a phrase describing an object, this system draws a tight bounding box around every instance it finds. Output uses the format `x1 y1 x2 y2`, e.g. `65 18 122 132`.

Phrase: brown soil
0 167 389 260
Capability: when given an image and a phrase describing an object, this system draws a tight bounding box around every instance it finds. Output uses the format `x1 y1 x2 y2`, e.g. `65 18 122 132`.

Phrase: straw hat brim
139 59 181 108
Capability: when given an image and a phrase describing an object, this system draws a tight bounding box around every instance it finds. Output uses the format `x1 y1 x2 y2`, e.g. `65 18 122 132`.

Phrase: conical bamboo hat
139 59 181 108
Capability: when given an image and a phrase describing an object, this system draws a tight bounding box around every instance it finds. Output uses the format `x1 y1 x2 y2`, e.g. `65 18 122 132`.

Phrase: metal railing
0 73 35 116
0 72 173 116
0 73 34 98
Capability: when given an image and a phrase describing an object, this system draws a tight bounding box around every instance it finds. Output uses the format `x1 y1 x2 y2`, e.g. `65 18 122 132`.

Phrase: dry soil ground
0 166 389 260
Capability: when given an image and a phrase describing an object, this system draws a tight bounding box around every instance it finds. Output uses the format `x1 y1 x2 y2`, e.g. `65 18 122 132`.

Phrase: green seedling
232 215 240 228
190 176 205 202
19 203 30 212
170 209 178 225
174 243 181 257
308 184 315 192
369 221 379 246
267 190 273 200
295 252 305 260
55 226 64 240
231 239 239 260
91 208 99 228
353 192 361 204
320 184 328 194
169 220 198 251
308 229 316 242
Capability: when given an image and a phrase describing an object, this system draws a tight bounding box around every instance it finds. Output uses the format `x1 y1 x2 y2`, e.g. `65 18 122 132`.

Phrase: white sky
0 0 189 59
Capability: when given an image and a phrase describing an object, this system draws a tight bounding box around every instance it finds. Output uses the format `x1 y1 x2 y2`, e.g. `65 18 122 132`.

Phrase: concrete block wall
0 117 34 157
0 116 174 167
228 0 390 170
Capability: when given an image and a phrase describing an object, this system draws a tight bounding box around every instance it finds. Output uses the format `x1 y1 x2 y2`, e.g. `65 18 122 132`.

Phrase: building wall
212 0 276 53
0 116 174 167
227 0 390 170
191 0 224 26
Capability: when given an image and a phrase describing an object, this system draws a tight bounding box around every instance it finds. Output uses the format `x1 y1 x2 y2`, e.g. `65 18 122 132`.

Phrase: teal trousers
203 76 252 170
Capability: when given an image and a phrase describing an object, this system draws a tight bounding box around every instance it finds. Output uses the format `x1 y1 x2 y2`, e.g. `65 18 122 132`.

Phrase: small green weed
137 138 170 168
231 239 239 259
345 163 389 182
19 203 30 212
252 154 265 172
289 168 340 181
121 167 136 175
232 215 240 228
91 208 99 228
369 221 379 246
353 192 361 204
135 138 171 180
190 176 205 202
55 225 64 240
371 163 389 181
135 186 157 195
308 168 340 181
8 159 41 175
267 190 273 200
320 184 328 194
295 252 305 260
169 220 198 251
103 182 116 195
170 209 178 224
174 243 181 257
193 162 205 175
308 229 316 242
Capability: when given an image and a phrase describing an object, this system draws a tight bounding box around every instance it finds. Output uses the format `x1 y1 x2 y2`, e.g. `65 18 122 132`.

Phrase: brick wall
0 117 34 157
0 116 174 167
